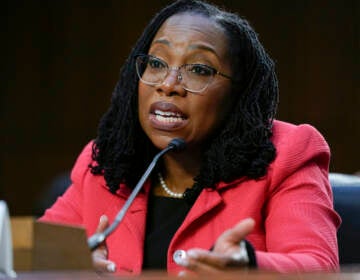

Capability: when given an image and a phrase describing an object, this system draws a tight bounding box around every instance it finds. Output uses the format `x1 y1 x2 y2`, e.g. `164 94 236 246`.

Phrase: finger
187 249 228 269
180 249 227 274
92 241 116 273
213 218 255 253
222 218 255 244
96 214 109 233
181 248 250 273
92 215 116 273
93 253 116 273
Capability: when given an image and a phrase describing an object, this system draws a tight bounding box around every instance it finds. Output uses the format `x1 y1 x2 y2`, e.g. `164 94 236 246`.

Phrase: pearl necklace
157 172 183 198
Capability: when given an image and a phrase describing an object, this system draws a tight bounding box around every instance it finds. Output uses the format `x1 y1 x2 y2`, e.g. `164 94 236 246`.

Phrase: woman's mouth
149 102 188 130
153 110 186 123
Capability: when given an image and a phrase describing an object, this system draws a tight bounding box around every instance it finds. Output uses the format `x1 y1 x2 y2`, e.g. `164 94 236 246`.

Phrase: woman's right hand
91 215 116 273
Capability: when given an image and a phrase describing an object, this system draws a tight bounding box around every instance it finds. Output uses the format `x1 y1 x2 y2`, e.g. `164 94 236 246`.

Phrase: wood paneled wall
3 0 359 215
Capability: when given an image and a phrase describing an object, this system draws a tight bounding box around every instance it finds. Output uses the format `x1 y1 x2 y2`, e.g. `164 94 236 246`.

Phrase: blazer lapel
174 189 223 239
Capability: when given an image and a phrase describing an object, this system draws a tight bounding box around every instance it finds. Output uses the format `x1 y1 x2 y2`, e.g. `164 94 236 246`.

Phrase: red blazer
40 120 341 275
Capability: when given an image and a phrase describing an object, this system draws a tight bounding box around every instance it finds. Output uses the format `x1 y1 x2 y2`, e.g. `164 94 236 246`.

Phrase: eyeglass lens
135 55 215 92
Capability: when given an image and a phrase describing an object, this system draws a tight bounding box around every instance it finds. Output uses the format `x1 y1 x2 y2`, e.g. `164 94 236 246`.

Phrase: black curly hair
90 0 279 201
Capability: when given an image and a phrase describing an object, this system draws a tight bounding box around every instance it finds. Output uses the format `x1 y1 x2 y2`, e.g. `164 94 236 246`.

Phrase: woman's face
138 13 234 151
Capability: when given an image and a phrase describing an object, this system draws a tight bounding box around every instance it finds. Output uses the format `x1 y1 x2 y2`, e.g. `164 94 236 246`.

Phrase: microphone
167 138 186 151
87 138 186 250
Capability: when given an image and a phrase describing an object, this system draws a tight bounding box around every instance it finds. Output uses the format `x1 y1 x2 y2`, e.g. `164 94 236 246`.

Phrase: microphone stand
87 139 185 250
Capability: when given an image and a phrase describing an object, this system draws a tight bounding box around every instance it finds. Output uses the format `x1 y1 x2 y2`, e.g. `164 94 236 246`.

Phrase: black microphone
167 138 186 151
87 138 186 250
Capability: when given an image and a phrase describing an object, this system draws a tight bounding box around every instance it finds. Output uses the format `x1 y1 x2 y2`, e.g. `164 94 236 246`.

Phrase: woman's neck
155 149 202 196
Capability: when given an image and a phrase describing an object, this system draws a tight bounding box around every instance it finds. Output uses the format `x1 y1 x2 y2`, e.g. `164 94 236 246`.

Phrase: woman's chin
150 135 179 151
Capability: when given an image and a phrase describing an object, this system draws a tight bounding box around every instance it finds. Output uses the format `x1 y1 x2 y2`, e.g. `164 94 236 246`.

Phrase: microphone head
168 138 186 151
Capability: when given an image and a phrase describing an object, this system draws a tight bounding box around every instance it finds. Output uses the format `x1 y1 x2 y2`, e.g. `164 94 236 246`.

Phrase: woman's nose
156 69 186 97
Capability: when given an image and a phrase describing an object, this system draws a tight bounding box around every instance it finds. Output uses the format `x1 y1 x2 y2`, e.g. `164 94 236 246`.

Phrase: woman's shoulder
263 120 331 193
75 141 94 161
272 119 323 136
271 120 328 149
270 120 330 170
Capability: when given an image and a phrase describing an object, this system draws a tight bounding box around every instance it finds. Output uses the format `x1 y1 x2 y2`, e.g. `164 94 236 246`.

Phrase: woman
40 0 341 275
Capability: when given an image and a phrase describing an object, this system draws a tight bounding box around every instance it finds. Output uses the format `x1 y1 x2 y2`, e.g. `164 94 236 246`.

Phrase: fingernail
100 215 107 223
107 262 116 272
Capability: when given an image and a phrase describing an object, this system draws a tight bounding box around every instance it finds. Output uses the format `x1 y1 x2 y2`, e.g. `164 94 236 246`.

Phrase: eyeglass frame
134 54 233 93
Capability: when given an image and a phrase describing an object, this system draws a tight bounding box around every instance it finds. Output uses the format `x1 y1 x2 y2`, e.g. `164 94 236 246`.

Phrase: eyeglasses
135 54 232 93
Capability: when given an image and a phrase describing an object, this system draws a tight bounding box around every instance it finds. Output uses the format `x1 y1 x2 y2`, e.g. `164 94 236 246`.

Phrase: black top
142 193 257 269
142 194 191 269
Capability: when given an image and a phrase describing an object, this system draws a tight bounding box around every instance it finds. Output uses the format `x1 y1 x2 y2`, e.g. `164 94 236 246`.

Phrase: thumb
92 215 116 273
213 218 255 253
96 214 109 233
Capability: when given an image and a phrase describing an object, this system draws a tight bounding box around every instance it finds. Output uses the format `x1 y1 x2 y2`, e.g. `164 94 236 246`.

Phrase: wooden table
8 218 360 280
9 270 360 280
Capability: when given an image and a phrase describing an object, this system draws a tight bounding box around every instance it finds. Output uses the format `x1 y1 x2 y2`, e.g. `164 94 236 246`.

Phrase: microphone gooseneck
87 138 186 250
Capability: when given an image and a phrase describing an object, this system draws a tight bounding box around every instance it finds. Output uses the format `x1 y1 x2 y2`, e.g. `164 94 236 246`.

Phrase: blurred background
2 0 359 216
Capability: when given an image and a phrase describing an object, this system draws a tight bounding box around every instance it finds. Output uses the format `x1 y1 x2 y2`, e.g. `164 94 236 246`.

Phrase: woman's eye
148 58 165 69
189 65 213 76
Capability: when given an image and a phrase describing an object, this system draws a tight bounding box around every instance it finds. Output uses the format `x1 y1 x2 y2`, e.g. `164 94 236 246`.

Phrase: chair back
330 173 360 264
